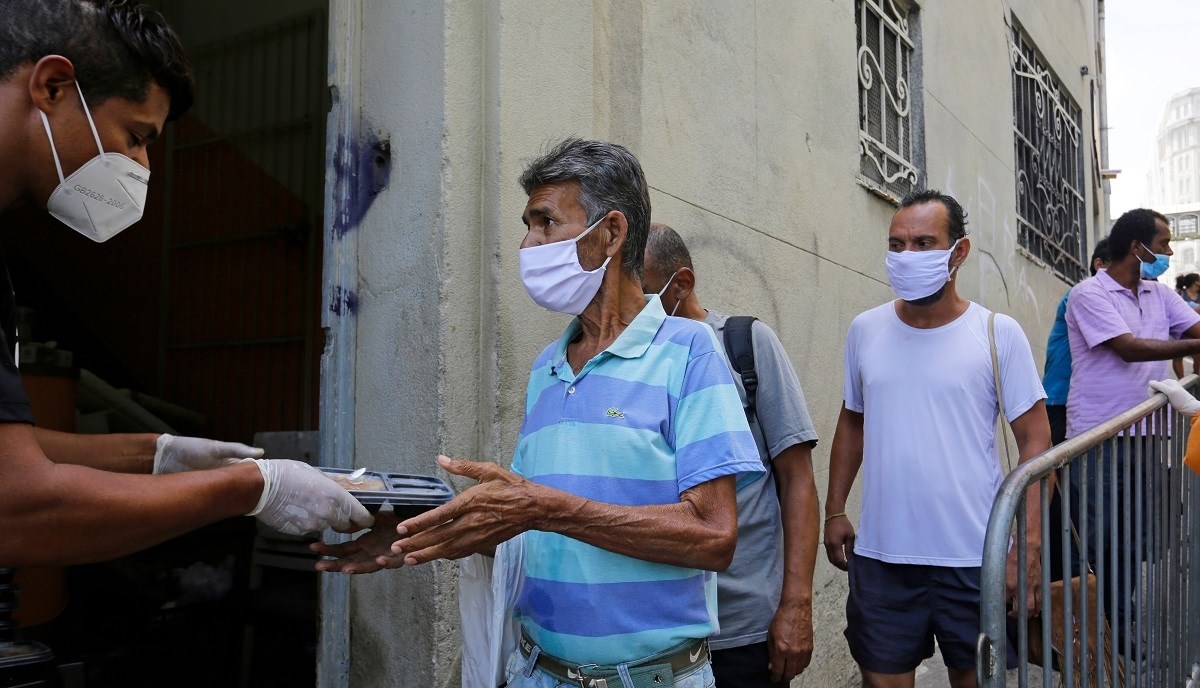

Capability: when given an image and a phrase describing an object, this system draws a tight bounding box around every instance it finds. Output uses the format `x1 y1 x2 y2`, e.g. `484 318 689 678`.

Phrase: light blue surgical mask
1138 242 1171 280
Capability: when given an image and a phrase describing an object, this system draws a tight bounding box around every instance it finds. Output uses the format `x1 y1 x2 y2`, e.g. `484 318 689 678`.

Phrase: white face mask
649 270 680 316
885 238 962 302
519 215 611 315
38 81 149 242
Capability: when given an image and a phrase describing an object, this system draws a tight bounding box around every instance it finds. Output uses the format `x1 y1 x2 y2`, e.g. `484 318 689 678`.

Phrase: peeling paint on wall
331 128 392 239
329 286 359 316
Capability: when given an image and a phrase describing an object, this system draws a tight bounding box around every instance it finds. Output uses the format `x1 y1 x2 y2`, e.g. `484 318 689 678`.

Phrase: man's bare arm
1105 332 1200 362
769 441 819 680
34 427 157 473
387 457 739 571
1004 400 1052 615
0 423 263 567
823 405 864 570
528 474 738 570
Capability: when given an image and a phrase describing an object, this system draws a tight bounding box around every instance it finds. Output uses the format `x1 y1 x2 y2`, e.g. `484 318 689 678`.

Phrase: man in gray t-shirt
644 223 820 688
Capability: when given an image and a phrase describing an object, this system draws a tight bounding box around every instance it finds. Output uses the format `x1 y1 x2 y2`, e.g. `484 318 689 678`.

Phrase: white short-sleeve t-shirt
843 301 1046 566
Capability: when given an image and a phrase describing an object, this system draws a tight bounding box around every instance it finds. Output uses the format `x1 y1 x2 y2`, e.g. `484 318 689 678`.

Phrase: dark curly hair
1108 208 1169 262
899 189 969 242
0 0 193 120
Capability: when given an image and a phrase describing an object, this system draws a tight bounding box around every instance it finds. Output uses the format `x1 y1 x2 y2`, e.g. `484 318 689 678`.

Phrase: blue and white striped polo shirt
511 296 762 666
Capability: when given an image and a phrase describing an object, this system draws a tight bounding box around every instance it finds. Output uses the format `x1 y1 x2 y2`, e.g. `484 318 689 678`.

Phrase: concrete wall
333 1 1105 686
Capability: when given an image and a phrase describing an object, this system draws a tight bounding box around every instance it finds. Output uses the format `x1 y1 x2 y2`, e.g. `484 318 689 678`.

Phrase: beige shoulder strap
990 311 1014 473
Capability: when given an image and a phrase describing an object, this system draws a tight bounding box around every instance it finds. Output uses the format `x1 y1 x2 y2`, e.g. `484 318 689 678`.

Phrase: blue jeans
1068 437 1163 657
502 648 716 688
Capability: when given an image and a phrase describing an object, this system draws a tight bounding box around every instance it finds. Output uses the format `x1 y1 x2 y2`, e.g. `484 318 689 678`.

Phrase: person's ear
601 211 628 260
951 237 971 269
1129 240 1145 261
28 55 77 114
673 267 696 301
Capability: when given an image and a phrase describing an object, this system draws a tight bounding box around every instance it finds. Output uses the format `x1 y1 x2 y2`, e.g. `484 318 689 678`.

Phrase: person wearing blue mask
1063 207 1200 658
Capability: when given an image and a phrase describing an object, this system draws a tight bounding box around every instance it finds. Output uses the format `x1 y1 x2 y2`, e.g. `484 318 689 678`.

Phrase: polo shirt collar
549 296 666 374
1096 268 1151 294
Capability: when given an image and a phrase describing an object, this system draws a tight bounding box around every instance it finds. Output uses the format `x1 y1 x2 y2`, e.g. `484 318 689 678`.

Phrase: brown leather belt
517 631 708 687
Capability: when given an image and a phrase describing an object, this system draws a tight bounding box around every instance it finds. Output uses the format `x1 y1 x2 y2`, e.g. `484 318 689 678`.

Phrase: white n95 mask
38 81 149 242
519 216 610 315
885 238 962 302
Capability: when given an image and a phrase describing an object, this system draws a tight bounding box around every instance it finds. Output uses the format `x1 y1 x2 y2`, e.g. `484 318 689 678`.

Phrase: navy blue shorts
845 555 1015 674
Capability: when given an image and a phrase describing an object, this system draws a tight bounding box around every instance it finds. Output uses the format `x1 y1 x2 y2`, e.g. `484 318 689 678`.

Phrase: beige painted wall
339 1 1105 685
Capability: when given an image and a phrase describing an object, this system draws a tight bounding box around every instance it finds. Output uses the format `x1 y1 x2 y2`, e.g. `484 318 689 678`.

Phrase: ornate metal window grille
1011 26 1087 283
857 0 919 199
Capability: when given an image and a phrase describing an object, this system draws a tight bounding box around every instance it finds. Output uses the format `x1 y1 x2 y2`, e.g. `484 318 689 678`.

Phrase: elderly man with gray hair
315 138 763 688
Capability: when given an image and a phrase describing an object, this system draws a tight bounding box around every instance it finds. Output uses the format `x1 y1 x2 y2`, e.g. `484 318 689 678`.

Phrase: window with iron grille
857 0 921 201
1010 25 1088 284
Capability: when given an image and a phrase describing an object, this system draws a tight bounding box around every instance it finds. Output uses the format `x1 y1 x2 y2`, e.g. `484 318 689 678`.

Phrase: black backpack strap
722 316 759 423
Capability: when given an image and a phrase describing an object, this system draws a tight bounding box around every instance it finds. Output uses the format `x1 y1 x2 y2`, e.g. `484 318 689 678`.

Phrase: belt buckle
567 663 602 688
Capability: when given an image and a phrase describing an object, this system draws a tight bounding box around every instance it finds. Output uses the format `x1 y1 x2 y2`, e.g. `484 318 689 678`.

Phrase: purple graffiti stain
331 130 391 239
329 286 359 316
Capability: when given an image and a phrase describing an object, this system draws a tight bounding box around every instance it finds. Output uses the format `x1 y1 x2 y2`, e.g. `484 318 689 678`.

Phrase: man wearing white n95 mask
0 0 370 567
824 190 1050 688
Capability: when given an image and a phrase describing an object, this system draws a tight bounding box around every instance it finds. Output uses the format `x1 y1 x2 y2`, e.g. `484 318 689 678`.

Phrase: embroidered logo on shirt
606 407 625 418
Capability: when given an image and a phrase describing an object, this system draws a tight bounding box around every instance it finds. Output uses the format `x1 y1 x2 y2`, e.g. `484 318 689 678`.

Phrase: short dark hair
1177 272 1200 291
645 222 694 278
0 0 194 120
898 189 969 242
519 138 652 279
1107 208 1169 262
1090 237 1110 276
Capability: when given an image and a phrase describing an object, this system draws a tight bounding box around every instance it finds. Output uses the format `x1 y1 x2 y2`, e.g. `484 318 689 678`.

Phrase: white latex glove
1148 379 1200 416
246 459 374 535
152 434 264 475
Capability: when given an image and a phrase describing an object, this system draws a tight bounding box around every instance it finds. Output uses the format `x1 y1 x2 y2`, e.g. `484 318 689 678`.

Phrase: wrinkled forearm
531 476 738 571
34 428 158 473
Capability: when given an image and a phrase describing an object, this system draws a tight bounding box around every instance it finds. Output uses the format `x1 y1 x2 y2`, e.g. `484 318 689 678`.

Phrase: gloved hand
1148 379 1200 416
246 459 374 535
153 434 264 475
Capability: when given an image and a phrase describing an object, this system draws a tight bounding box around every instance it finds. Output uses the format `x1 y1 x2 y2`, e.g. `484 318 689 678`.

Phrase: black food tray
318 468 454 518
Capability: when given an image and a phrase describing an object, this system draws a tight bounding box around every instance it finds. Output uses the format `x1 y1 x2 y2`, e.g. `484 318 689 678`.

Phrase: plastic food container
318 468 454 518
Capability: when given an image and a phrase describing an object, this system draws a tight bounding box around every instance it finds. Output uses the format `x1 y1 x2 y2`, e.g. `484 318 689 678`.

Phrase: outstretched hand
391 455 539 565
312 511 405 574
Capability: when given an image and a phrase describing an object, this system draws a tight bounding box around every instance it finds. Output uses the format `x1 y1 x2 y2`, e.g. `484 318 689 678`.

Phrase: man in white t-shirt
823 190 1050 688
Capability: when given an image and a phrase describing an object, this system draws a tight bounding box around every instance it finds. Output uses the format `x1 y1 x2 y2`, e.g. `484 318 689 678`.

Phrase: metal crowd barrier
977 375 1200 688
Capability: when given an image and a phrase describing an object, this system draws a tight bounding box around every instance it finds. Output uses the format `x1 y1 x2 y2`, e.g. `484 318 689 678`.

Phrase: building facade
310 2 1109 685
1149 89 1200 284
0 0 1106 683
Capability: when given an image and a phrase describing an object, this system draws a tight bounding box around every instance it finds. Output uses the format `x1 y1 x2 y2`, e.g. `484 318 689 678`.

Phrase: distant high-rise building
1148 89 1200 283
1151 88 1200 207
